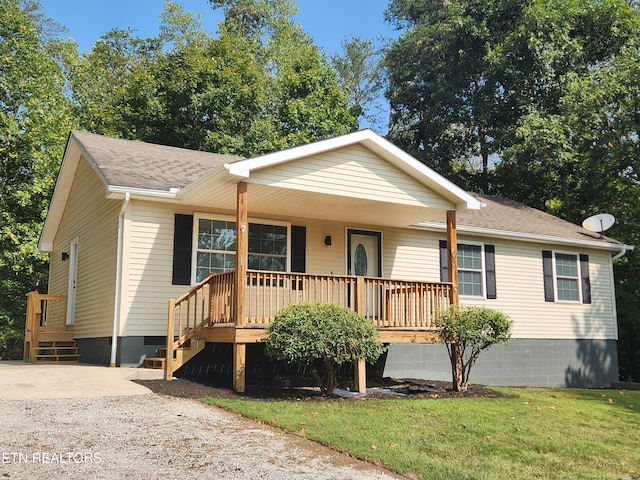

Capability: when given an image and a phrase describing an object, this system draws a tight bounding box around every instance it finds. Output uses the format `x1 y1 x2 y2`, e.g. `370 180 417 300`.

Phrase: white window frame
552 250 582 303
192 213 291 284
457 241 486 299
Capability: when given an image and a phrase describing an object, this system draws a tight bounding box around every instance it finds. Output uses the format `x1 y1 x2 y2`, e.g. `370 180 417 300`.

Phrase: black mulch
134 376 511 402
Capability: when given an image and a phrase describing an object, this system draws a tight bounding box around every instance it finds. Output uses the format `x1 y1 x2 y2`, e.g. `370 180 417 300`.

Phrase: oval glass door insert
354 243 368 276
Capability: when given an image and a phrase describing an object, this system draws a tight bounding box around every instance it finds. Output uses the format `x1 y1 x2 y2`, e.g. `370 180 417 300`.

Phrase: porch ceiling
179 177 451 227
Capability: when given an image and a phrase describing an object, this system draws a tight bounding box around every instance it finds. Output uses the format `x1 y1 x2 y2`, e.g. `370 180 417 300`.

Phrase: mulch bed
134 376 510 401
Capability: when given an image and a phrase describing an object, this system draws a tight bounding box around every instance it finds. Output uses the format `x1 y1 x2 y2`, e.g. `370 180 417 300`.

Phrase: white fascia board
106 185 179 199
224 129 483 211
38 134 83 252
417 221 634 252
39 242 54 252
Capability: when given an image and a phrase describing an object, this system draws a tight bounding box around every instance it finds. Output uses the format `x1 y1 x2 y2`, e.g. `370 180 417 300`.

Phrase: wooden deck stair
145 337 206 373
32 336 80 363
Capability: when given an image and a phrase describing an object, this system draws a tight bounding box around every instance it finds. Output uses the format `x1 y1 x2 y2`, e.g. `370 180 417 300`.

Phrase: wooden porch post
235 181 248 327
233 181 248 392
446 210 459 306
233 343 246 393
353 277 367 393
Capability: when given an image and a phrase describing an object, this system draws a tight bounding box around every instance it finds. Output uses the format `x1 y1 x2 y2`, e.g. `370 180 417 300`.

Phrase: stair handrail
24 292 41 362
165 272 222 379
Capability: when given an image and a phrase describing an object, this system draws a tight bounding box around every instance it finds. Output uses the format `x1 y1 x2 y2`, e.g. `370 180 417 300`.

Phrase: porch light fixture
323 236 332 247
61 252 69 261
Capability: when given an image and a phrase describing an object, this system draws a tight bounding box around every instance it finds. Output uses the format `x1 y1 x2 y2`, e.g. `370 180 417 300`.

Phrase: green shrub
437 306 512 391
0 327 24 360
265 302 385 395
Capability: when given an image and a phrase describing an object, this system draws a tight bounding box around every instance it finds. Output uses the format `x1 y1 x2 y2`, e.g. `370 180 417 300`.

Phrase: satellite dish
582 213 615 238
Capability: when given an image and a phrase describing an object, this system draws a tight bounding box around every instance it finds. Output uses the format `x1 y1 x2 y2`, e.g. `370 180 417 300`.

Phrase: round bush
265 302 385 395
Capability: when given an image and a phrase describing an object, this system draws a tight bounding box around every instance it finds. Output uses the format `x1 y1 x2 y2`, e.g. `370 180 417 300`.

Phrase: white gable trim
39 133 86 252
224 129 483 211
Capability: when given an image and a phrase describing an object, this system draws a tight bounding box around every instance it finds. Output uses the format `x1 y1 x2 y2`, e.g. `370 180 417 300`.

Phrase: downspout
110 192 130 367
612 246 630 261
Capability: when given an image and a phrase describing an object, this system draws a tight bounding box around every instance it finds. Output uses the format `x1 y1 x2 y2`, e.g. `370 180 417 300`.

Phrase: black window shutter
172 214 193 285
542 250 554 302
485 244 497 299
291 226 306 273
580 254 591 304
439 240 448 282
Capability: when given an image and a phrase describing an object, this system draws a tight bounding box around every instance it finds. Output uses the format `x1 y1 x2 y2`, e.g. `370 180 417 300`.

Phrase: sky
36 0 398 56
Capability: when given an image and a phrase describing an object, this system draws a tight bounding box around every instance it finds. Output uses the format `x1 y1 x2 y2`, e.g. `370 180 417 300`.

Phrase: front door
347 230 382 317
347 230 381 277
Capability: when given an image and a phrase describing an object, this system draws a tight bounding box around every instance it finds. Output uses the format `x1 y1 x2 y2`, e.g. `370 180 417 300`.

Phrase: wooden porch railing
167 270 452 378
243 271 452 329
23 291 68 362
170 270 452 334
166 271 235 376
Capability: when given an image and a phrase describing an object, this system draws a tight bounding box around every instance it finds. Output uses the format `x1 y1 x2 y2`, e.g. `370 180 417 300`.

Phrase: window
542 250 591 303
248 223 287 272
194 216 288 282
554 252 580 302
439 241 496 299
458 243 484 297
196 219 236 282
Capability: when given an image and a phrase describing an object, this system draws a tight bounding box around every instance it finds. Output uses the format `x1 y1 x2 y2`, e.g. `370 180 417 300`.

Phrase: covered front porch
163 158 470 392
165 265 457 391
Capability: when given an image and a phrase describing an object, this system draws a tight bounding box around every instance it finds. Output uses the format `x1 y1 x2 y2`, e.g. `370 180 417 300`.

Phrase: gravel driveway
0 364 402 480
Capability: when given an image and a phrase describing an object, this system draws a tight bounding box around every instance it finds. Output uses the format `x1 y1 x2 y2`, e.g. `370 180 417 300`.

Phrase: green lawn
203 387 640 479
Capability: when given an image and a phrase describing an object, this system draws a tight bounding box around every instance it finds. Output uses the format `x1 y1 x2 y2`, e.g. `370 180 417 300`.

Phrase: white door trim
66 237 79 326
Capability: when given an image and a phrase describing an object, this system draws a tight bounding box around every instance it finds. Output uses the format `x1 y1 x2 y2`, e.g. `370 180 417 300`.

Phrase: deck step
145 338 206 373
32 339 80 363
145 357 166 369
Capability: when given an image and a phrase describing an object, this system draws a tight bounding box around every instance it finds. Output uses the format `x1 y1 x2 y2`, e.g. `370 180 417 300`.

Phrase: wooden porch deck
163 270 453 391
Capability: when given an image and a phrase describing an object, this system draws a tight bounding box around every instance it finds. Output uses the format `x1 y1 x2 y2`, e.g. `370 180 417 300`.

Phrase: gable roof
420 194 631 253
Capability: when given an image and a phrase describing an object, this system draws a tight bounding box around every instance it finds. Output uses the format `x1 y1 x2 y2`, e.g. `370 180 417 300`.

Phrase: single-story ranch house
25 129 632 391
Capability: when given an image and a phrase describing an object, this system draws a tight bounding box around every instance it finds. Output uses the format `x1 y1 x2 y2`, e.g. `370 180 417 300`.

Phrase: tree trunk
450 343 465 392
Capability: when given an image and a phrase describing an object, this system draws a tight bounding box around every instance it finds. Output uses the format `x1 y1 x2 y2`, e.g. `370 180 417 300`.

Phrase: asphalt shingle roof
72 131 242 192
454 194 619 244
71 131 621 246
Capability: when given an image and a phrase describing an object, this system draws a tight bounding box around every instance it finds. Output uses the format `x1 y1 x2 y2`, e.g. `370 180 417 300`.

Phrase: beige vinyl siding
121 201 617 341
454 236 617 340
48 158 120 338
248 145 453 210
383 228 440 282
304 222 346 276
123 201 195 336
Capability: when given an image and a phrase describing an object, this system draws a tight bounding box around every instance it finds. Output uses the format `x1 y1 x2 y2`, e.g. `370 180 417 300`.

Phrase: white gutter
110 192 130 368
107 185 179 199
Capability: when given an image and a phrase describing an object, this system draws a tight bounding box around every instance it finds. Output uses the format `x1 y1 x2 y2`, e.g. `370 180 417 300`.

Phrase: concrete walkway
0 361 163 400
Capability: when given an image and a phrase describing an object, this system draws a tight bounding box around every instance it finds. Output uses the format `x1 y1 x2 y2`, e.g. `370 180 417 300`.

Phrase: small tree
437 306 512 391
265 302 385 395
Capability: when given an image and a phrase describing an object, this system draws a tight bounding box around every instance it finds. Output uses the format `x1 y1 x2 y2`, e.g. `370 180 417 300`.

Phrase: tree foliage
0 0 76 358
331 36 385 130
265 303 385 395
70 0 356 156
438 306 512 391
385 0 640 381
